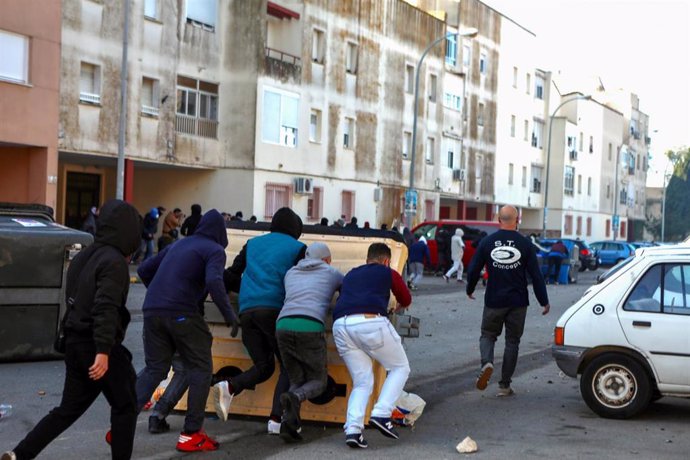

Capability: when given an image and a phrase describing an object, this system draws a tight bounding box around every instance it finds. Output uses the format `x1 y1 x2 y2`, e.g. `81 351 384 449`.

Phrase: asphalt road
1 267 689 459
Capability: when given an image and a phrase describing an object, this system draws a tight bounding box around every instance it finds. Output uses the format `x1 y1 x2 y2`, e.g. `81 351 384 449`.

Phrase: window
402 131 411 159
576 216 582 235
479 51 487 74
141 77 160 116
447 149 455 169
589 136 594 153
264 183 291 218
428 74 437 103
346 42 357 74
619 187 627 205
261 87 298 147
307 187 323 221
564 215 573 235
577 174 582 194
186 0 216 30
578 132 583 152
586 217 592 236
623 265 662 313
445 34 457 66
512 66 518 88
443 92 462 111
312 29 325 64
80 62 101 104
587 177 592 196
508 163 514 185
608 142 613 161
425 137 435 164
510 115 516 137
637 154 640 170
462 43 471 67
564 166 575 195
522 166 527 187
425 199 435 221
662 265 690 313
405 64 414 94
525 73 531 94
535 74 544 100
309 109 322 143
606 184 610 198
531 165 543 193
477 103 484 126
144 0 158 19
523 120 529 141
606 219 611 237
0 29 29 84
532 120 544 148
341 190 355 221
567 135 577 158
343 117 355 149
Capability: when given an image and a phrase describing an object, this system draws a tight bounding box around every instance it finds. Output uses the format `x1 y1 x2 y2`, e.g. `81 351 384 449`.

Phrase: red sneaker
176 431 219 452
105 430 112 445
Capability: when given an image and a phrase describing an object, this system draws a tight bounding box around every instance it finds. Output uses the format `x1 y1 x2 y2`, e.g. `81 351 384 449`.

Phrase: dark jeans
151 355 187 420
136 314 212 433
230 308 289 420
276 329 328 402
547 256 563 283
14 342 137 460
479 306 528 388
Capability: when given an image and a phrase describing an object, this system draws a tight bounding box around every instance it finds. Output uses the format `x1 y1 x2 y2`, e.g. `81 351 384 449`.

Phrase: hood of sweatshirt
455 228 464 237
95 199 142 256
294 258 327 271
270 207 302 239
190 204 202 216
194 209 228 248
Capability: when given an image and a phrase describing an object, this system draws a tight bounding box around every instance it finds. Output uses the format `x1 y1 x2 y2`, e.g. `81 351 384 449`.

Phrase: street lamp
541 94 591 236
661 159 673 242
406 28 478 230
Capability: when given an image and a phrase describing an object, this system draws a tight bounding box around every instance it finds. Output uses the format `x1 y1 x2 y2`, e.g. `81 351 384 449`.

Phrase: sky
482 0 690 186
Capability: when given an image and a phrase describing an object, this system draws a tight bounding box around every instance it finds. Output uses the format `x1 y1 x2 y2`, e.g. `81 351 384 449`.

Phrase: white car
552 244 690 419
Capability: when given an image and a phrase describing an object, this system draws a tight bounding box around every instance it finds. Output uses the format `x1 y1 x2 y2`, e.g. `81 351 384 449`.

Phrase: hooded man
138 207 160 262
4 200 142 460
135 209 239 453
444 228 466 283
407 236 431 291
214 207 307 435
81 206 98 235
180 204 202 237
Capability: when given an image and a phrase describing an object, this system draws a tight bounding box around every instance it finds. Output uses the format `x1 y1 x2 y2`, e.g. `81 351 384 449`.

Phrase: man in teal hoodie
214 208 306 434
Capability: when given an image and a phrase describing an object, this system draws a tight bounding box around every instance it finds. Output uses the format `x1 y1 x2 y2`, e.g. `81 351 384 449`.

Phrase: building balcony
141 105 159 117
175 114 218 139
79 92 101 105
264 47 301 82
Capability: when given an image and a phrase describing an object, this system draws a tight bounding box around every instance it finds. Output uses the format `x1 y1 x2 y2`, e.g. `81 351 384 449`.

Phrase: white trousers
445 258 464 280
333 315 410 435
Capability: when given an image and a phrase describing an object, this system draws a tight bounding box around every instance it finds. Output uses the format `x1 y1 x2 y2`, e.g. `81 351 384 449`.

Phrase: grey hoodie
279 258 344 324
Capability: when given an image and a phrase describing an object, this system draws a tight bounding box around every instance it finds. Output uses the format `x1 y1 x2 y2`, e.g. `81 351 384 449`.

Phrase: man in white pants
332 243 412 448
443 228 465 283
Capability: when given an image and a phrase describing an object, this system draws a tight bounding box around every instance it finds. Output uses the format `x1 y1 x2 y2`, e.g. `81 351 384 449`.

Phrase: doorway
65 172 101 230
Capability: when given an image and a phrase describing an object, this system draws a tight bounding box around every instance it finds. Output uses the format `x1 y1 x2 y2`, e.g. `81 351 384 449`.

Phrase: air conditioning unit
294 177 314 194
452 169 466 181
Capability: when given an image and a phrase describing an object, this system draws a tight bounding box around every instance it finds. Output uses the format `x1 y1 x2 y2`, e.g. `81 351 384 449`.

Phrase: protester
214 207 306 435
159 208 183 251
547 240 569 285
318 217 329 226
135 209 239 453
345 217 359 229
407 236 430 291
249 215 257 223
444 228 465 283
332 243 412 448
276 242 344 442
138 207 160 262
363 221 370 229
466 205 549 397
234 211 244 221
2 200 142 460
435 226 452 275
181 204 202 237
81 206 98 235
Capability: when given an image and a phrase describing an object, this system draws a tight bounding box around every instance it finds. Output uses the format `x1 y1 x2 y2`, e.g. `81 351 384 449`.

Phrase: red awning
267 1 300 20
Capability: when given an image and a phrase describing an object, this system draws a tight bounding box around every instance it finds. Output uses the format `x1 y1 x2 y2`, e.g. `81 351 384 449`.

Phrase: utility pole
116 0 130 200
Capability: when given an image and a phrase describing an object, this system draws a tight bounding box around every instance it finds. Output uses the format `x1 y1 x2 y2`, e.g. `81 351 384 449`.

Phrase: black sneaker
345 433 368 448
369 416 399 439
280 392 301 431
148 415 170 434
279 420 303 443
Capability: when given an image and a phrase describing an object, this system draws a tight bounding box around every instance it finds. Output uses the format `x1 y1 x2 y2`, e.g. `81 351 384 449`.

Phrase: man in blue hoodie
135 209 239 453
214 207 306 434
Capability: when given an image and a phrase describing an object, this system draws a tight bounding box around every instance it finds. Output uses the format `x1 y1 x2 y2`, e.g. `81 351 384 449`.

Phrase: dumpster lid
0 202 54 222
226 220 405 244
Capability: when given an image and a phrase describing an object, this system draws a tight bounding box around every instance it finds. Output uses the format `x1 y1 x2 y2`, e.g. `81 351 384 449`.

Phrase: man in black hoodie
3 200 142 460
180 204 202 237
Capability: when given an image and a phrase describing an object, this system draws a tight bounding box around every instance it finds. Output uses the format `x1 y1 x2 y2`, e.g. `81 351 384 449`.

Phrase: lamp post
661 159 673 242
541 94 591 236
406 28 478 230
116 0 131 200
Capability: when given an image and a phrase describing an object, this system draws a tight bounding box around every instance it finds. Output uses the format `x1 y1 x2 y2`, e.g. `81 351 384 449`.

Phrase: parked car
552 244 690 419
539 238 599 272
590 240 635 265
411 220 500 270
630 241 659 250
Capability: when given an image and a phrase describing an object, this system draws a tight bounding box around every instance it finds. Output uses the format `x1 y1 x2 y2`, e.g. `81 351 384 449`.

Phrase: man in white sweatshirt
275 242 344 442
443 228 465 283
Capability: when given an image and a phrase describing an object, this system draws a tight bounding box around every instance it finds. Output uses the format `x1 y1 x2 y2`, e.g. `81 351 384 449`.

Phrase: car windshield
596 256 635 284
414 224 436 241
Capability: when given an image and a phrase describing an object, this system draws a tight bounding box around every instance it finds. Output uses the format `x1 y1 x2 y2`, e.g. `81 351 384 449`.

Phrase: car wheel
578 263 587 272
589 261 599 271
580 354 652 419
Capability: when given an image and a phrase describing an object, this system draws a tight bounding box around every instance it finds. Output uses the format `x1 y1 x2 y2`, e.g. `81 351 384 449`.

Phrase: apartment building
0 0 61 210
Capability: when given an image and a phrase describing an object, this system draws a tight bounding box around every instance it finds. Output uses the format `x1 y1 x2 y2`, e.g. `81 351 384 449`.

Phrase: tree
662 147 690 242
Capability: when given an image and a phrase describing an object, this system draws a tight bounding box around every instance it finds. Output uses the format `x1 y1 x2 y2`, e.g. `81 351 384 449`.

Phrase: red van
411 220 500 270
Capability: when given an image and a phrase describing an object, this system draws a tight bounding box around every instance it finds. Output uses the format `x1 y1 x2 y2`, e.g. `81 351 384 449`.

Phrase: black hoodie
64 199 142 354
181 204 202 236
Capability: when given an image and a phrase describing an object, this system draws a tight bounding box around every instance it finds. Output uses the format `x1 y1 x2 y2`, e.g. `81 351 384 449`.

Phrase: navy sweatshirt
138 209 235 324
466 229 549 308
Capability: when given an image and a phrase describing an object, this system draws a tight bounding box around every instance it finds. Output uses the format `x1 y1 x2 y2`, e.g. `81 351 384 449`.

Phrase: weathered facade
0 0 61 210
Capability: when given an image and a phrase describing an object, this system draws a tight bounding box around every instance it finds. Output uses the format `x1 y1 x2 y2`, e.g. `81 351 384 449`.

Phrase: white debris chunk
456 436 478 454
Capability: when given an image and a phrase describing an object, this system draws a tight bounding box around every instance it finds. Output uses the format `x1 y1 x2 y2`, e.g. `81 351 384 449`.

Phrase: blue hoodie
138 209 235 324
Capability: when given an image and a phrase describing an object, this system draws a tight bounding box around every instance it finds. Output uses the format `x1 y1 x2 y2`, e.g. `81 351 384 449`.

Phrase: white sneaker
2 452 17 460
212 381 233 422
268 419 281 435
